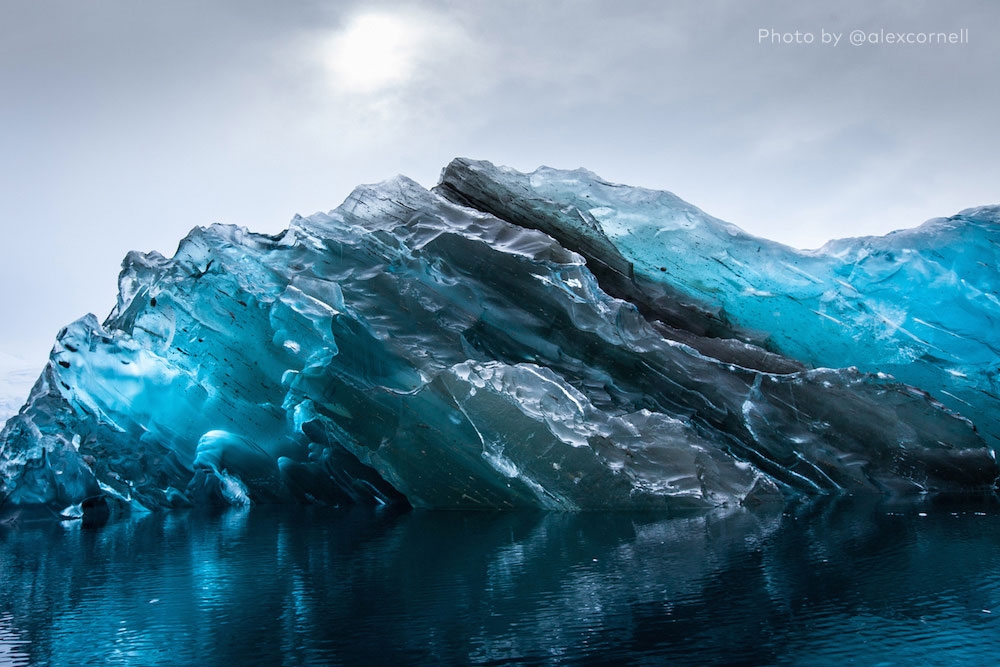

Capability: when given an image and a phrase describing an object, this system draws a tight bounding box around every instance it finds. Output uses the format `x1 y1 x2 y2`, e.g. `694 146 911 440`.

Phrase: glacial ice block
1 162 997 514
439 158 1000 449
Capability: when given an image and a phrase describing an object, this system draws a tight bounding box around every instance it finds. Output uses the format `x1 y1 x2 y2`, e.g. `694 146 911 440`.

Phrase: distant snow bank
0 354 41 425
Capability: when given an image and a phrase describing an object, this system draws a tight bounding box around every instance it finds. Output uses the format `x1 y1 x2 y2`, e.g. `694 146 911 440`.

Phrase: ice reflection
0 612 30 666
2 498 1000 665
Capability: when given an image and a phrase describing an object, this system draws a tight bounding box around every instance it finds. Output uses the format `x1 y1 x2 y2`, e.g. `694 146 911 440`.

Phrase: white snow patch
0 353 42 425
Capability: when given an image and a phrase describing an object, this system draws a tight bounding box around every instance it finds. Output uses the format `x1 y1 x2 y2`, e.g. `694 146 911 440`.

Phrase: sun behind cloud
321 11 445 95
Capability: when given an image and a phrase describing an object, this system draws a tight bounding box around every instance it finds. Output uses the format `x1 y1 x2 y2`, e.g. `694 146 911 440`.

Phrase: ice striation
1 160 998 515
440 159 1000 448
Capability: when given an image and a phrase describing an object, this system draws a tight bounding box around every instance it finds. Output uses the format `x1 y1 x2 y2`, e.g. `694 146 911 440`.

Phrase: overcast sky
1 0 998 367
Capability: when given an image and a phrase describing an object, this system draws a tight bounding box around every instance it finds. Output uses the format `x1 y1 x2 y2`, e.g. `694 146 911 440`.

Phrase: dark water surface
2 499 999 666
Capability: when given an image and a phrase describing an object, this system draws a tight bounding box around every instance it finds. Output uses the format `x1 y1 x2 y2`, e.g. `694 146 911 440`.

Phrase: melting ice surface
1 159 999 514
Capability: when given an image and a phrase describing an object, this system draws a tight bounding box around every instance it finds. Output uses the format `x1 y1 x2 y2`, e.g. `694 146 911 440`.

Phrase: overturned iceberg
1 160 997 514
441 160 1000 449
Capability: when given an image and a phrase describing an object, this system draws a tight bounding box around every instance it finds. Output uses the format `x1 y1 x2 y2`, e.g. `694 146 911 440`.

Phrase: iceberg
440 159 1000 449
1 160 997 514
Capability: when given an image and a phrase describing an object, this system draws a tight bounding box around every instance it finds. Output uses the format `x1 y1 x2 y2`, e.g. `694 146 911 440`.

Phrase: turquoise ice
441 159 1000 449
1 160 996 515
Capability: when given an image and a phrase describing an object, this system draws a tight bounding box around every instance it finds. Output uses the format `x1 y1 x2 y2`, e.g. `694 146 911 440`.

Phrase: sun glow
322 13 428 94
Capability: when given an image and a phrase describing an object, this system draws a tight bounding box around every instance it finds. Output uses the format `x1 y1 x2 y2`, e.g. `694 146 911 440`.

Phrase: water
2 499 999 666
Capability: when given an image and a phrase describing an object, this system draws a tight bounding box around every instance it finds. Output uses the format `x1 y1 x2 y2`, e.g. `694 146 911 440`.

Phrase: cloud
319 12 442 95
1 0 999 362
309 8 475 96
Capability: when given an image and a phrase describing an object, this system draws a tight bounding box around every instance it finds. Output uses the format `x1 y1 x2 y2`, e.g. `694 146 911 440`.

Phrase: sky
1 0 998 368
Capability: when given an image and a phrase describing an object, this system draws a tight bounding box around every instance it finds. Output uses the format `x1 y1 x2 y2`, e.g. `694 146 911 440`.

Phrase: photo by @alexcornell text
758 28 969 47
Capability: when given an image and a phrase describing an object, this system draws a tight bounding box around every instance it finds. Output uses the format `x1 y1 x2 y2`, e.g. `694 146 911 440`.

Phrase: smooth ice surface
440 159 1000 448
1 160 998 513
